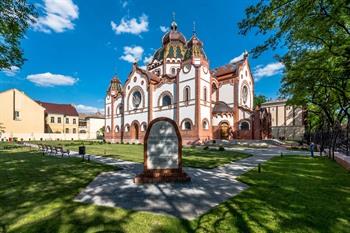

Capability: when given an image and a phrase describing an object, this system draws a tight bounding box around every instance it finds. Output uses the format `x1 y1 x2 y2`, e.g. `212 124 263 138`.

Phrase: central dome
162 21 186 45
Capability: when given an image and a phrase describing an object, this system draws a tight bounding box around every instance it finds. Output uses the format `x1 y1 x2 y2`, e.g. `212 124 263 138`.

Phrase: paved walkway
71 147 312 220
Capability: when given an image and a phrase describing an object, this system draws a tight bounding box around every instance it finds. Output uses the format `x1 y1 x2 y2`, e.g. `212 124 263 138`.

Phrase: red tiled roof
211 63 238 77
36 101 79 116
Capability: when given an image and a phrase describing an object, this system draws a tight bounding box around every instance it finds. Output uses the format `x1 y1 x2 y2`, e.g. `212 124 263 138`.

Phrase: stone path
72 147 312 220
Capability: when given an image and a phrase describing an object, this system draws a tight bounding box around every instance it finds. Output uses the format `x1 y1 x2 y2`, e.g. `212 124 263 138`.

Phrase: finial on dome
171 12 177 31
192 21 196 36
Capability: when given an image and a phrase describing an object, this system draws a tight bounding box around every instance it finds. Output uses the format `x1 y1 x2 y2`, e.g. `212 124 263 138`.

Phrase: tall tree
254 94 267 108
239 0 350 158
0 0 36 70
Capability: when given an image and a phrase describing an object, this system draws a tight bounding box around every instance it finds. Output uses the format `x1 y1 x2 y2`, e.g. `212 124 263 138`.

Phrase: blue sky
0 0 285 113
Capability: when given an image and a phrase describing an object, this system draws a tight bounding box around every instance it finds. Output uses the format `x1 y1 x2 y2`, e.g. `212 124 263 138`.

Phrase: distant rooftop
36 101 79 116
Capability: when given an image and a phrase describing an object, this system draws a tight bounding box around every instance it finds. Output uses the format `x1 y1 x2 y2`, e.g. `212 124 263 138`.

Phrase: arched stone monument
134 117 191 184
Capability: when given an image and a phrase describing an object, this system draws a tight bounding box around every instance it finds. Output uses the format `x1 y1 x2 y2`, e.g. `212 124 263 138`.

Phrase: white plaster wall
238 63 254 109
179 64 196 82
179 105 195 126
153 108 176 120
165 62 181 76
238 109 251 121
153 83 176 107
218 83 234 107
201 106 211 123
124 111 148 126
212 115 234 126
124 72 148 112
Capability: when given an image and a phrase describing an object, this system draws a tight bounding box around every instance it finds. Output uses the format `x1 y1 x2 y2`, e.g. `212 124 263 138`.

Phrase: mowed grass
34 141 251 169
1 148 350 232
0 148 188 233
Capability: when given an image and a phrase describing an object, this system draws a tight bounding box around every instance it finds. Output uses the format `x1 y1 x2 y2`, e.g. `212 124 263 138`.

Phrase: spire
171 12 177 31
192 21 196 36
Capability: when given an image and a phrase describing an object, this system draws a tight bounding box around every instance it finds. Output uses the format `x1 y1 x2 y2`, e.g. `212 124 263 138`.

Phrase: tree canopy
0 0 36 70
239 0 350 157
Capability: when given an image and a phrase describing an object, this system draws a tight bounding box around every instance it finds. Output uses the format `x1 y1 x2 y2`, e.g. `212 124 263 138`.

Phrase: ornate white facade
105 20 255 144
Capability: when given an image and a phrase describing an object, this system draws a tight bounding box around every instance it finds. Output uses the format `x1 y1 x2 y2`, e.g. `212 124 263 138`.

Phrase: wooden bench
56 147 70 157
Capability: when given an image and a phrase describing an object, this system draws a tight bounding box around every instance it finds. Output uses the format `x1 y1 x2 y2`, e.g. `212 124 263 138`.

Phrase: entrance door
220 122 230 140
131 123 139 140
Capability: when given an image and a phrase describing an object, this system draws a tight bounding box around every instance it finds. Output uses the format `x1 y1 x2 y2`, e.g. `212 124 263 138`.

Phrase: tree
0 0 36 70
254 95 267 108
239 0 350 159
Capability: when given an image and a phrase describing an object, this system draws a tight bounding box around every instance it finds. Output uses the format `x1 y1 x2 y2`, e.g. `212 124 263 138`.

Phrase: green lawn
1 148 349 232
33 141 251 169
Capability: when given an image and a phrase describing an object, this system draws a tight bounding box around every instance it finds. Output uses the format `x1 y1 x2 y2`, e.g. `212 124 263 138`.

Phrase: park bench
56 147 70 157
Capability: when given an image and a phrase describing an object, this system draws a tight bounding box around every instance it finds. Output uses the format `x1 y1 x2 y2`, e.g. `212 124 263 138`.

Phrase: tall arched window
107 107 110 116
184 121 191 130
204 87 207 102
240 121 250 131
162 95 172 106
171 67 176 75
184 86 190 103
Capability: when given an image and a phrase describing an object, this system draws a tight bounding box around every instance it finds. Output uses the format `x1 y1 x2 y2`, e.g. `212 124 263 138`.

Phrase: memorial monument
134 117 191 184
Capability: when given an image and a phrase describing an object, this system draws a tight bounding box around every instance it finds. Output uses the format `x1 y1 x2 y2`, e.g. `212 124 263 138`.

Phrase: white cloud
160 26 168 33
34 0 79 33
143 54 153 65
253 62 284 82
26 72 78 87
111 14 148 35
75 104 103 113
121 0 128 8
120 46 144 63
2 66 20 77
230 52 245 63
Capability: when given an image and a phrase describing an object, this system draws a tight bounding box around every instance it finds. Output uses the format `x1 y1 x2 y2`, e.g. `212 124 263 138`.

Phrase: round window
132 91 142 108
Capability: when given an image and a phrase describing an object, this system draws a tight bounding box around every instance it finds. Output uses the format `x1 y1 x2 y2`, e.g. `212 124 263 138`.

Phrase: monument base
134 168 191 184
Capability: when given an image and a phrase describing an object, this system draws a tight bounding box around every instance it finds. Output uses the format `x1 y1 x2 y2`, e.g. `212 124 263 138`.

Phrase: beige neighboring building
261 99 305 140
36 101 79 134
79 112 105 139
0 89 45 139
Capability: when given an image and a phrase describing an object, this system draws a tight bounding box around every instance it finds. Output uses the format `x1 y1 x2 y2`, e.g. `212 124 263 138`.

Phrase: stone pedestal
134 117 191 184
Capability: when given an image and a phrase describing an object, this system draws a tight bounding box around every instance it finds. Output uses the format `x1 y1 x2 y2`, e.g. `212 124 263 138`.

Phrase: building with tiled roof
105 18 268 144
37 101 79 134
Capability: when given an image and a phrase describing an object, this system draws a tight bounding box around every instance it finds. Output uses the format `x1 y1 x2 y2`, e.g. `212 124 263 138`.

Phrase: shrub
138 142 142 145
132 142 135 145
218 146 225 151
203 146 209 150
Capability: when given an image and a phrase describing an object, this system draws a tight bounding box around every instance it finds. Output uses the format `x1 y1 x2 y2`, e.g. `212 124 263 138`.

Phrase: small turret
107 75 122 97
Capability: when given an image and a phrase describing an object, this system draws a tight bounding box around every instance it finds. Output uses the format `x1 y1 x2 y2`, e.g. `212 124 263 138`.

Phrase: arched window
118 105 123 114
162 95 172 106
141 123 147 132
202 120 209 130
132 91 142 108
184 121 191 130
203 87 207 102
171 67 176 75
240 121 250 131
184 86 190 103
125 125 130 132
115 125 119 132
106 126 111 133
107 107 110 116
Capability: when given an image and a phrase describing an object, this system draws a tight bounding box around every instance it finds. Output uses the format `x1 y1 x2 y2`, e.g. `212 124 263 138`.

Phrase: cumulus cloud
33 0 79 33
160 26 168 33
75 104 104 113
2 66 20 77
26 72 78 87
253 62 284 82
111 14 148 35
143 54 153 65
120 46 144 63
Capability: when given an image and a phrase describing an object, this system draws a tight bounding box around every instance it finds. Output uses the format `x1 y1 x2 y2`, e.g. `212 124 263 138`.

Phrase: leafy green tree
0 0 36 70
254 95 267 108
239 0 350 158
